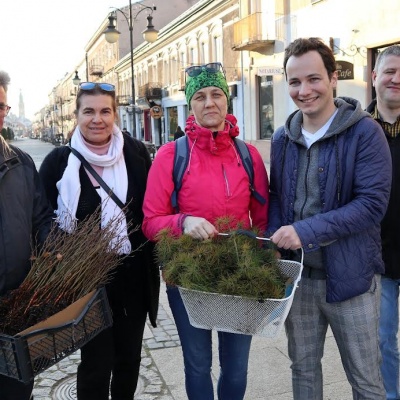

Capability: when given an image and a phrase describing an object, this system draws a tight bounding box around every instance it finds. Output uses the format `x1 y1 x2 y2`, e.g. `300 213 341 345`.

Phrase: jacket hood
184 114 240 154
284 96 372 143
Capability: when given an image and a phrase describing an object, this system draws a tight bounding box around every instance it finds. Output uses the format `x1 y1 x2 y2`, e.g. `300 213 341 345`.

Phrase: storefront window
259 76 274 139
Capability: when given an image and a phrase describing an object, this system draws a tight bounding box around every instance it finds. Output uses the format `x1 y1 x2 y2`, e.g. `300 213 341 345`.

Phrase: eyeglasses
0 104 11 116
79 82 115 92
185 63 225 78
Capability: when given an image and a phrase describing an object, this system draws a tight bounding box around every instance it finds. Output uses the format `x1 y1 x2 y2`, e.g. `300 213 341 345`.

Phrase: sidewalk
33 280 353 400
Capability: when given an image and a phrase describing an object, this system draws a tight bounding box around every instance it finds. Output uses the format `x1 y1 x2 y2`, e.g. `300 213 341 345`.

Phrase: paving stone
145 384 163 393
147 342 165 349
164 341 180 347
36 378 58 386
141 357 152 367
159 319 174 326
155 335 170 342
45 370 69 380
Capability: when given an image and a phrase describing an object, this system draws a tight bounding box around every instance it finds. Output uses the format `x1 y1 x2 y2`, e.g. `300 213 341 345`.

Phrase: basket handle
217 232 304 265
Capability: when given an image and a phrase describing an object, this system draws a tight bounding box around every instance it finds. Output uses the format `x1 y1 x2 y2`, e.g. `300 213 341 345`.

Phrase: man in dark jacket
366 44 400 400
0 71 54 399
268 38 391 400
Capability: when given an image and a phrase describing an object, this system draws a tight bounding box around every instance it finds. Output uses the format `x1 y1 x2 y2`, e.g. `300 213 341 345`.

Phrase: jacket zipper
222 166 231 198
299 149 311 220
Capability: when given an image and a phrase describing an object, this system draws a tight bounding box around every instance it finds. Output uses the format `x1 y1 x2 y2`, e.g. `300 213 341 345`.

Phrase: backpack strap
171 136 189 211
171 136 266 212
233 138 267 205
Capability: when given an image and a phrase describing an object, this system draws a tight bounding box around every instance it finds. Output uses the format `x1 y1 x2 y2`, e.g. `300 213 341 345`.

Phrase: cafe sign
150 106 163 119
258 67 284 76
336 61 354 80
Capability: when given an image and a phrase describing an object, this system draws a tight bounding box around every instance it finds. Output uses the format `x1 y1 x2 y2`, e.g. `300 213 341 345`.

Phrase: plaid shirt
371 105 400 138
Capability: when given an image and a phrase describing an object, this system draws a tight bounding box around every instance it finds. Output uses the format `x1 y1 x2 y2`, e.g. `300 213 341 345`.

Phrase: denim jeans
379 276 400 400
167 285 252 400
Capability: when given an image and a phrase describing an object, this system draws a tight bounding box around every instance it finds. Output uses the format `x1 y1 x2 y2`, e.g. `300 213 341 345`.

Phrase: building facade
35 0 400 161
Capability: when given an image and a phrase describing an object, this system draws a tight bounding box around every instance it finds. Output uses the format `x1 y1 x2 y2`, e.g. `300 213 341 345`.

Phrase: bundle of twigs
156 219 287 300
0 206 136 335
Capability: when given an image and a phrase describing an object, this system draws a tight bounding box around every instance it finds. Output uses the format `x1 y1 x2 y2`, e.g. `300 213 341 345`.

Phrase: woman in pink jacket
142 63 269 400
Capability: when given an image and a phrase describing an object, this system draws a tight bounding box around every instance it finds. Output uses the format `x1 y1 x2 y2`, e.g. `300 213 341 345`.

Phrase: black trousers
77 261 147 400
0 375 33 400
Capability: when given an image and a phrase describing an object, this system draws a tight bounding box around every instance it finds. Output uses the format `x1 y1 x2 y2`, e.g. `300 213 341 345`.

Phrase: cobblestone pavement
32 303 181 400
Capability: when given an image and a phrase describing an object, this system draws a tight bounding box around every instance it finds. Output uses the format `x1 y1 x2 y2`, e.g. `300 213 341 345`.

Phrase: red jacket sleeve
142 143 186 241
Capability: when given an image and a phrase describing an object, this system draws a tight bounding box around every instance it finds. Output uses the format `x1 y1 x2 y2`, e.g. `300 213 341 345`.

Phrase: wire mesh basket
178 237 303 338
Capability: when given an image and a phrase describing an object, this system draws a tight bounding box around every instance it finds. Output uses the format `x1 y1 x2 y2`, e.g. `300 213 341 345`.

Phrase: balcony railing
138 82 162 99
232 12 278 51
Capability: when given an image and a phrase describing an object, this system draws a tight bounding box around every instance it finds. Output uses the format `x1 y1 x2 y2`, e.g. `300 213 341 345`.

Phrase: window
200 42 206 64
167 107 178 141
258 76 274 139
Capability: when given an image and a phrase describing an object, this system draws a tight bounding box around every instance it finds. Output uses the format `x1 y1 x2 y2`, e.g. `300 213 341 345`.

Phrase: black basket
0 287 112 384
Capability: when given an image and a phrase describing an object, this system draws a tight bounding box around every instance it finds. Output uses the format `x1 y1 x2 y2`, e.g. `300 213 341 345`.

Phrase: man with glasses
0 103 11 117
0 70 54 400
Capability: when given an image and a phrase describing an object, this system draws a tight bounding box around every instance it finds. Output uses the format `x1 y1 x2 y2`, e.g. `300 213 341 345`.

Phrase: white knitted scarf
55 124 131 254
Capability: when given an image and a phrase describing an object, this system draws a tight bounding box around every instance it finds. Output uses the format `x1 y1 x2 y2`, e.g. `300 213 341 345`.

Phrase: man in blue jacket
268 38 391 399
366 44 400 400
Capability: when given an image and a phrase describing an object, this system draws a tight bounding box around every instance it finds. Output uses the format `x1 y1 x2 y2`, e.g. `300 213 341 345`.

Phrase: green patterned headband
185 70 230 107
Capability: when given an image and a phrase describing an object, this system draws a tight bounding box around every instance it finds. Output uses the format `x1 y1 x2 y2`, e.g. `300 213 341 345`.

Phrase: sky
2 1 143 121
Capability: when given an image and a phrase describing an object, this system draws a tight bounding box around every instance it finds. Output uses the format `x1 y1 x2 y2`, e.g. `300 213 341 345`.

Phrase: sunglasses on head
79 82 115 92
185 63 225 77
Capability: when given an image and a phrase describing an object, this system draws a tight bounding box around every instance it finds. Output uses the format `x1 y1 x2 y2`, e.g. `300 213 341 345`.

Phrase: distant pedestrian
173 125 184 140
366 44 400 399
268 37 391 399
122 127 130 136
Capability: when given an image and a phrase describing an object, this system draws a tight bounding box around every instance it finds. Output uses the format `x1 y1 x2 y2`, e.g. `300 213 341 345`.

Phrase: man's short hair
374 44 400 72
283 37 337 79
0 71 11 92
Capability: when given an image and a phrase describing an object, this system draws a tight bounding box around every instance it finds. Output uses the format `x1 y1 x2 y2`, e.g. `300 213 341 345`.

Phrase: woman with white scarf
39 82 160 400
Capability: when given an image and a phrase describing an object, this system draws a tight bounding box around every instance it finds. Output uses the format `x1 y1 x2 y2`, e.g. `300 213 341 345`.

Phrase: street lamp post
103 1 158 139
57 97 64 143
73 70 81 87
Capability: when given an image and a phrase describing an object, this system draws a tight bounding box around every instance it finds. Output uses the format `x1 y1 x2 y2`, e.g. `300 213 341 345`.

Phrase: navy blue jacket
268 97 392 303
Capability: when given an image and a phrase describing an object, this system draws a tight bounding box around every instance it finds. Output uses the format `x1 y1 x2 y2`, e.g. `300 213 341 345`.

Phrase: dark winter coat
367 99 400 280
0 143 53 295
268 97 392 303
39 135 160 327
